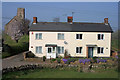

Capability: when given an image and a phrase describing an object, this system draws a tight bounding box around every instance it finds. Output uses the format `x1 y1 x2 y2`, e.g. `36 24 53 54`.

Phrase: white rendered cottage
29 17 113 59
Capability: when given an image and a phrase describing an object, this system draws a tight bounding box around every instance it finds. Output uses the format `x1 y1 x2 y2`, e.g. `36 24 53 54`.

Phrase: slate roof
29 22 113 32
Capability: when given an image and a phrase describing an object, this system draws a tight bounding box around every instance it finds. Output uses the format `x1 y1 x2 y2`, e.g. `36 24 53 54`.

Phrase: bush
56 58 61 63
2 44 12 52
26 52 35 58
2 52 11 58
50 59 56 63
43 56 46 62
2 33 29 58
92 56 98 63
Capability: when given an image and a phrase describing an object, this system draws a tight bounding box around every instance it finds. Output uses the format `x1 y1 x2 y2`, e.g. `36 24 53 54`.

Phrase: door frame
88 47 94 58
46 46 56 59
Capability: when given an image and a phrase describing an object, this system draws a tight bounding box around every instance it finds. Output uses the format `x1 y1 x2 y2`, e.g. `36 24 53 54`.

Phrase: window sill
76 39 82 40
97 53 104 54
36 53 43 54
76 53 82 54
58 39 65 40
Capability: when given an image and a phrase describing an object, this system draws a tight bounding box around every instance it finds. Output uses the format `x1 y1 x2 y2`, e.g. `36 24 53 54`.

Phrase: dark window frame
76 34 83 40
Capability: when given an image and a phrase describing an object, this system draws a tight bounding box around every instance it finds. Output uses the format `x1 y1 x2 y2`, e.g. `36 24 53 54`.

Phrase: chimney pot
33 17 37 24
104 18 108 25
67 16 73 24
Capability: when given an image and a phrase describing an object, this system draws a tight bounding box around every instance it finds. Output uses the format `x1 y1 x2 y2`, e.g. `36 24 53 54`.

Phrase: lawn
2 68 118 78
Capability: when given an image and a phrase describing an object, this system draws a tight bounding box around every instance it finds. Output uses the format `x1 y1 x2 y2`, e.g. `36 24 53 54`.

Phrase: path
2 53 50 69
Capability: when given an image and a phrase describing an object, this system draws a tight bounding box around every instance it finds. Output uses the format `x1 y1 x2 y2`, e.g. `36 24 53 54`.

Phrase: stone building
4 8 26 41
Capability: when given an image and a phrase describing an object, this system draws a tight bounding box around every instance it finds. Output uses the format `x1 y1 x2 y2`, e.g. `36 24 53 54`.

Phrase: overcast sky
2 2 118 31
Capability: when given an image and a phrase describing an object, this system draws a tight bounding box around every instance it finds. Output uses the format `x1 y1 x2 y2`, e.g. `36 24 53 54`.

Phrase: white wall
29 31 111 58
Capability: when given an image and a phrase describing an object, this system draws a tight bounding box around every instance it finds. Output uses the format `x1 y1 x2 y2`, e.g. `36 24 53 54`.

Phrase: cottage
29 17 113 59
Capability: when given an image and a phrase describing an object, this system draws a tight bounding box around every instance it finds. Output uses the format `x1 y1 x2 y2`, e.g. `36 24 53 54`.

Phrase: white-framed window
57 46 64 54
76 47 82 54
76 34 82 40
58 33 64 40
35 33 42 39
97 47 104 54
98 34 104 40
36 46 42 53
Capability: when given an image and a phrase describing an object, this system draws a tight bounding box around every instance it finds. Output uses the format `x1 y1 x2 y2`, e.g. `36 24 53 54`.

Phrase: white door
46 47 56 59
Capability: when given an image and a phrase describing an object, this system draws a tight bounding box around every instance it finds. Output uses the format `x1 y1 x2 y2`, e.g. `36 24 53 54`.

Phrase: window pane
80 47 82 53
98 34 100 40
76 47 78 53
57 47 60 54
62 34 64 39
76 34 79 39
80 34 82 39
101 47 104 53
36 47 39 53
36 33 38 39
39 46 42 53
39 33 42 39
101 34 104 39
58 33 61 40
97 47 100 53
62 47 64 53
48 48 51 53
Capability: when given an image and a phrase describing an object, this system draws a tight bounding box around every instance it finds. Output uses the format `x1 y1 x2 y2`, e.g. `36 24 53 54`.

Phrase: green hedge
2 33 29 58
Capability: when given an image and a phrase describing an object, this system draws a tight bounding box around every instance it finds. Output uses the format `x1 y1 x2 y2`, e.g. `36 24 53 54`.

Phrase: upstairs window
76 34 82 40
98 34 104 40
36 46 42 53
57 46 64 54
36 33 42 39
76 47 82 54
97 47 104 54
58 33 64 40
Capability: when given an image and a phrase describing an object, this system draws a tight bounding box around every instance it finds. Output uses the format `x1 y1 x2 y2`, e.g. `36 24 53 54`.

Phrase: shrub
43 56 46 62
69 58 77 63
92 56 98 63
2 33 29 58
50 58 56 63
26 52 35 58
2 52 11 58
56 58 61 63
64 50 68 57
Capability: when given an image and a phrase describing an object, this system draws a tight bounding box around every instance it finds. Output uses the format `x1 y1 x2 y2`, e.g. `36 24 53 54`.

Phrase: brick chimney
67 16 73 24
104 18 108 25
33 17 37 24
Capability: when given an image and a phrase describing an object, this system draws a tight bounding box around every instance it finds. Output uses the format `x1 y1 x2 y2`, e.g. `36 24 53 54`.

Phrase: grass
2 33 29 58
111 39 119 52
2 68 118 78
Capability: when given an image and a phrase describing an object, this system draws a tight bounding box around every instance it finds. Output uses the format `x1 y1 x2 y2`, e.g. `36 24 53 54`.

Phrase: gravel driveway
2 53 50 69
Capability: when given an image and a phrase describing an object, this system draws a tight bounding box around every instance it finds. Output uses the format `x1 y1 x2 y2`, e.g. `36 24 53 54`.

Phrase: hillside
111 30 119 52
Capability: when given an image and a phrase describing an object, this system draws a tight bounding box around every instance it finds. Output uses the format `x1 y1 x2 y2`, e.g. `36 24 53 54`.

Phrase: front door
88 47 93 58
46 47 56 59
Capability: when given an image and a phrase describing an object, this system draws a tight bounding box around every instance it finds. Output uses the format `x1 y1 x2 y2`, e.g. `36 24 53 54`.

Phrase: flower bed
79 59 91 64
96 59 107 63
62 58 78 64
62 58 91 64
